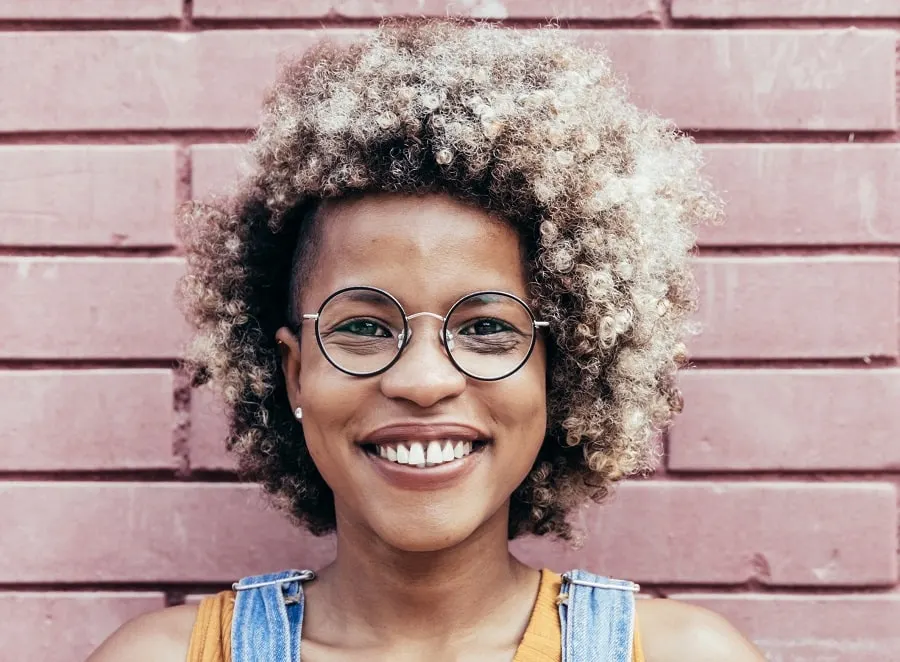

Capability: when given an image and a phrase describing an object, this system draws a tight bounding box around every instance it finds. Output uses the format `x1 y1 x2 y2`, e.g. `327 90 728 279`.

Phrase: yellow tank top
187 568 645 662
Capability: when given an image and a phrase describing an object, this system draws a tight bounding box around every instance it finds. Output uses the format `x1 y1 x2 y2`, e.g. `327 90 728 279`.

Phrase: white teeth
425 441 443 466
408 442 426 467
373 439 481 468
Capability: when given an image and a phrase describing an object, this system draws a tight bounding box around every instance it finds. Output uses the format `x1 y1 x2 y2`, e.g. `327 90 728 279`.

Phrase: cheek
490 353 548 456
296 341 362 459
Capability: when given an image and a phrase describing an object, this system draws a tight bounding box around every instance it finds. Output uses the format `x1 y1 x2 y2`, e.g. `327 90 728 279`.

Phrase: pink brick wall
1 3 898 660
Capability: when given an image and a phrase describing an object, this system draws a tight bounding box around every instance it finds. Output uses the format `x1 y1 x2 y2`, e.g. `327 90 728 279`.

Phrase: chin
366 510 492 554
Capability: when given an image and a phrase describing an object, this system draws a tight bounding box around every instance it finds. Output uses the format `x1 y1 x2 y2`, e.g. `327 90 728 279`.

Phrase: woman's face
277 192 547 552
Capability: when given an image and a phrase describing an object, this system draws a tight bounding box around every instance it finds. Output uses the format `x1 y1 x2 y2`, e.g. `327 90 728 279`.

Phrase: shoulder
635 598 765 662
86 603 200 662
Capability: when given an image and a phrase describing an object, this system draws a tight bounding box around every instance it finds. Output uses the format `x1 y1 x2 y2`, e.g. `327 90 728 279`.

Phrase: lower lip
362 445 487 491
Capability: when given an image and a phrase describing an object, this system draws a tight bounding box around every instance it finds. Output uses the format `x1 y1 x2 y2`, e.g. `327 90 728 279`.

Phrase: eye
334 319 392 337
460 318 512 336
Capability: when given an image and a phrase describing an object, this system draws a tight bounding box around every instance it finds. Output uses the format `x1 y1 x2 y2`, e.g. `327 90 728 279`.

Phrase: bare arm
637 598 766 662
85 604 198 662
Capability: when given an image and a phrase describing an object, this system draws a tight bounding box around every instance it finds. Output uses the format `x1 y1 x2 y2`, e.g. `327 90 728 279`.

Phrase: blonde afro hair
179 18 719 540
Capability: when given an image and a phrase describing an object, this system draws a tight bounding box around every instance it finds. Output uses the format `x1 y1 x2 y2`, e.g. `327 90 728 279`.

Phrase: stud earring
293 407 303 421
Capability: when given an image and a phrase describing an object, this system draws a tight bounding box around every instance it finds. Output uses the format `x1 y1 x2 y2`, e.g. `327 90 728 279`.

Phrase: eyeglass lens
315 288 535 379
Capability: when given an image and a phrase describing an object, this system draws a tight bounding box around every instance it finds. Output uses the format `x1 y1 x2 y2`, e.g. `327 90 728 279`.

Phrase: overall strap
558 569 640 662
231 569 316 662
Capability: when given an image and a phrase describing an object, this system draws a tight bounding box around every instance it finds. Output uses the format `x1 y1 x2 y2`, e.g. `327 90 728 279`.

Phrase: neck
305 504 538 647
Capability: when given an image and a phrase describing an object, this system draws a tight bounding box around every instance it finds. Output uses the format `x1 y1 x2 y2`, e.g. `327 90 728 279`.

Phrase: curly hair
178 18 719 541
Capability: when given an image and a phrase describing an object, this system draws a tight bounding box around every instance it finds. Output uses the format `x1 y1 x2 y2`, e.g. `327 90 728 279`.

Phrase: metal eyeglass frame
298 285 550 382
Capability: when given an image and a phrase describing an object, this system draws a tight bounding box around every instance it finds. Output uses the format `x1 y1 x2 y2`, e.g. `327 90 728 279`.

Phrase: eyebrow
456 293 508 304
319 288 526 313
334 290 398 305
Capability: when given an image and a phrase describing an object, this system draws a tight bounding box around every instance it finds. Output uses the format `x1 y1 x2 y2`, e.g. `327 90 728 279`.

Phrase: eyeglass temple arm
534 321 550 328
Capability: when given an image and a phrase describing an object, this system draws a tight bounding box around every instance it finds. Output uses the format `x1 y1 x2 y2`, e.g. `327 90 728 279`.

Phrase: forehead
306 193 528 308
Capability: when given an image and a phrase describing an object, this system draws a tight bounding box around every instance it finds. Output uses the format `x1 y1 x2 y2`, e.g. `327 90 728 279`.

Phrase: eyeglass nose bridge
397 311 454 352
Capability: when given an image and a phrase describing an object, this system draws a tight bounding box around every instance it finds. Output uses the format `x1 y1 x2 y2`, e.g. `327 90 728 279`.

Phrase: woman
90 18 764 662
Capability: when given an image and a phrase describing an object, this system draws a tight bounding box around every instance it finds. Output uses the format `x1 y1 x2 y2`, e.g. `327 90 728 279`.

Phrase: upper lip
360 422 488 446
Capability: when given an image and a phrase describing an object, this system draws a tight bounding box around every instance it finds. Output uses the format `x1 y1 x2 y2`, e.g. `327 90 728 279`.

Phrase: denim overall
231 568 639 662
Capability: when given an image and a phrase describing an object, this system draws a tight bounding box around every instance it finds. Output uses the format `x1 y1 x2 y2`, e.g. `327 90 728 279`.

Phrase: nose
379 318 466 408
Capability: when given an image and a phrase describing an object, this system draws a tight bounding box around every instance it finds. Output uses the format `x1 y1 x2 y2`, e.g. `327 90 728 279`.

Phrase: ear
275 326 302 408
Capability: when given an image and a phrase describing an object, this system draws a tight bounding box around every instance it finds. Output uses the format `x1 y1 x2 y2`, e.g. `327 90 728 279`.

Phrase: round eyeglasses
298 286 549 381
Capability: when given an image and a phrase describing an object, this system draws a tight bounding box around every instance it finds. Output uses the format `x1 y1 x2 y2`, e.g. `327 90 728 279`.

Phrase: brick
0 370 176 471
0 258 187 359
190 385 236 471
511 482 898 585
0 32 188 131
193 0 659 19
1 483 336 583
0 31 323 132
187 30 361 130
670 369 900 471
0 0 181 19
0 592 165 662
191 143 249 200
698 145 900 246
690 257 899 360
673 0 900 19
194 0 331 15
4 30 894 132
0 146 178 248
583 30 897 131
669 593 900 662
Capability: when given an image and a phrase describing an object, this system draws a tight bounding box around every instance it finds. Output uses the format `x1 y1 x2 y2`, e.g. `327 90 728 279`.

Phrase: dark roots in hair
178 18 720 541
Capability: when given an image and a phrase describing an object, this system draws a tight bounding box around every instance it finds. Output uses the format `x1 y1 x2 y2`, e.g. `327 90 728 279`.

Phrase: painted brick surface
1 482 335 583
190 143 249 200
670 594 900 662
4 30 895 132
6 482 894 586
0 370 176 471
4 5 900 659
0 146 178 247
581 29 897 131
190 385 235 471
697 144 900 246
511 482 898 586
0 258 187 359
193 0 660 19
673 0 900 19
0 592 165 662
0 31 324 132
691 257 899 359
0 0 182 19
0 32 190 132
670 369 900 471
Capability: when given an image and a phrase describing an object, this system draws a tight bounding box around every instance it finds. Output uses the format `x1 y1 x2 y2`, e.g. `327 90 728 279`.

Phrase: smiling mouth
362 440 489 468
